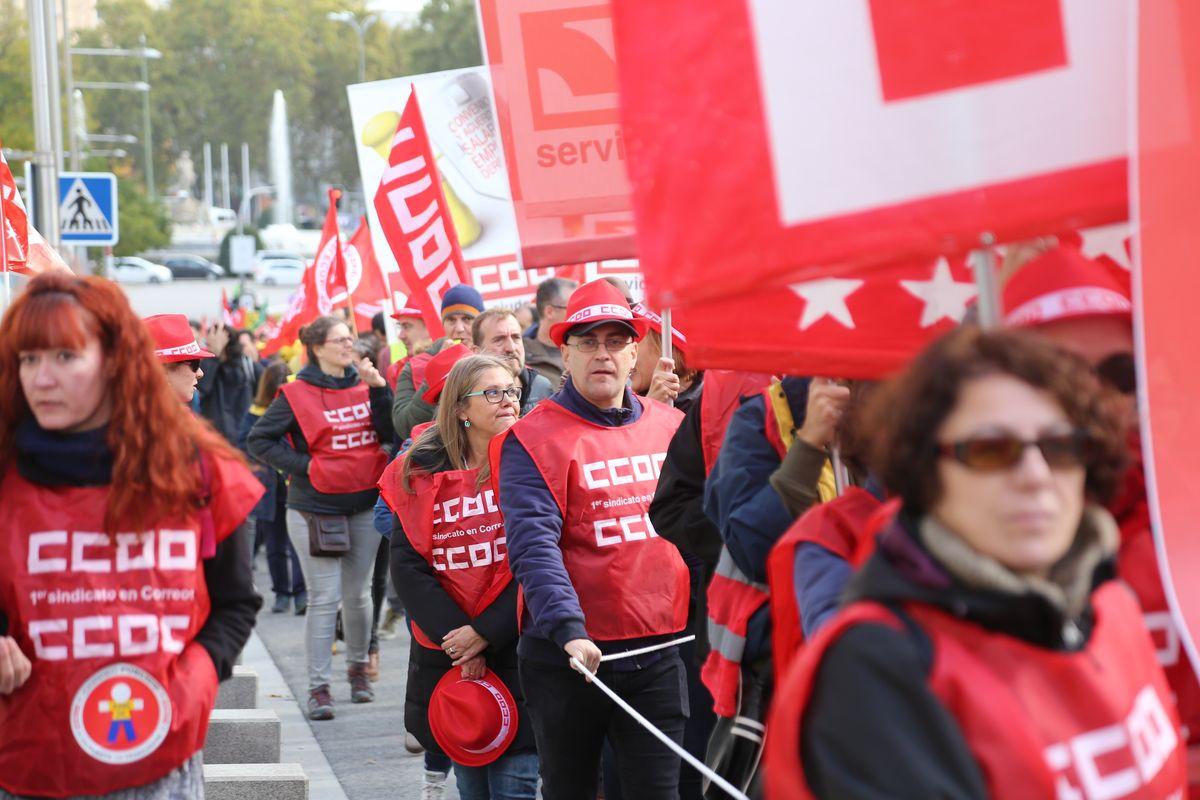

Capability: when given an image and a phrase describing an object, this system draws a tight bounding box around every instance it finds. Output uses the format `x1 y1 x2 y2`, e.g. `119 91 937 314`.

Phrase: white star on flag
791 277 864 330
899 259 978 328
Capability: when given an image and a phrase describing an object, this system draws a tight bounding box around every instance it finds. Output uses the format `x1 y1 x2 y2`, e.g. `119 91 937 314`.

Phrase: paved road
117 277 298 320
250 551 465 800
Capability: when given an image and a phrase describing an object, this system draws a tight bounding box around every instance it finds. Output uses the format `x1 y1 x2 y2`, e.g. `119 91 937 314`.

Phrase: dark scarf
14 416 114 487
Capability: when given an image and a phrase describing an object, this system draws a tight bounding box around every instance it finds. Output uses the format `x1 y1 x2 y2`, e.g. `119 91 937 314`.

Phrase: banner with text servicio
476 0 636 267
612 0 1130 308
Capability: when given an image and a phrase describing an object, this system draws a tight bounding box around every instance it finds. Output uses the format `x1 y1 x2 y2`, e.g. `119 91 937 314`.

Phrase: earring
463 420 471 428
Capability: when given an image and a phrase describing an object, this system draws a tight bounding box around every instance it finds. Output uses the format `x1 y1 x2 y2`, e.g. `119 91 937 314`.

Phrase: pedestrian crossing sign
59 172 119 245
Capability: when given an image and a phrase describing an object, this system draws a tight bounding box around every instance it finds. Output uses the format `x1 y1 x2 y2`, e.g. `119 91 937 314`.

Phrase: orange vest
496 399 689 641
379 457 511 650
0 457 262 796
281 379 388 494
766 582 1186 800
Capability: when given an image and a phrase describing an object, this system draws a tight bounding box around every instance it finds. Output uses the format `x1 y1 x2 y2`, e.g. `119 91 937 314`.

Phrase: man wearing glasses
493 280 691 799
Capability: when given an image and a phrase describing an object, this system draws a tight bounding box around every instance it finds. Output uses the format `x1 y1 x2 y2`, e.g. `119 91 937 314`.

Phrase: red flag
669 255 977 380
220 288 235 327
373 87 469 336
345 217 391 332
1135 0 1200 678
1 145 29 273
262 189 345 356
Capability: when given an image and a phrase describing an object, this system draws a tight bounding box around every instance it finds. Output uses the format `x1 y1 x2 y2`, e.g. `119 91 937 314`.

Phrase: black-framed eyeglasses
463 387 520 404
568 335 633 354
323 336 355 347
937 430 1095 471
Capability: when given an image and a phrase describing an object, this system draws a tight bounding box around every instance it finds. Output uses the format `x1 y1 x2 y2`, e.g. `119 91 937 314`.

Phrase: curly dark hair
863 326 1129 515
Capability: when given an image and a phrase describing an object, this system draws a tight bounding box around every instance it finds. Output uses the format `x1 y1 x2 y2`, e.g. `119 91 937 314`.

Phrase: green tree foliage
111 178 171 256
9 0 484 211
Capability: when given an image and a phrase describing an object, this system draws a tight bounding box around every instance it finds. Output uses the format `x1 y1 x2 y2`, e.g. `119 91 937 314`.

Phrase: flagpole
972 232 1001 329
660 307 674 408
1 189 10 312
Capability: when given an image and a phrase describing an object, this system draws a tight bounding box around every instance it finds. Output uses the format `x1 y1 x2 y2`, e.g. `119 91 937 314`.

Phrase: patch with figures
70 663 172 764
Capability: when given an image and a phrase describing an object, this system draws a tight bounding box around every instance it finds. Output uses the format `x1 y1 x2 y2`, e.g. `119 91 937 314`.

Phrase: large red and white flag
612 0 1129 307
373 87 469 336
262 189 345 356
345 216 391 332
671 255 977 379
1134 0 1200 676
1 146 29 273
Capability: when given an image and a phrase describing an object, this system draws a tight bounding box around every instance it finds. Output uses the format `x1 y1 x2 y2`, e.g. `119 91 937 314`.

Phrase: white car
259 259 305 286
109 256 174 284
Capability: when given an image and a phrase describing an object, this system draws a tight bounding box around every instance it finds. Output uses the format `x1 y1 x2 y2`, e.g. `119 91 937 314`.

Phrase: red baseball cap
548 279 648 347
143 314 215 363
391 306 425 322
631 302 688 353
428 668 519 767
1003 245 1132 328
421 343 473 404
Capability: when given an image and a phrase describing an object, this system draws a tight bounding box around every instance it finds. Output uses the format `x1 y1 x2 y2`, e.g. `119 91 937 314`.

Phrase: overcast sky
367 0 429 24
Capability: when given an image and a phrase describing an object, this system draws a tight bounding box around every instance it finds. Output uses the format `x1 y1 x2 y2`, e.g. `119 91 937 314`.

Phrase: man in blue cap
390 283 487 441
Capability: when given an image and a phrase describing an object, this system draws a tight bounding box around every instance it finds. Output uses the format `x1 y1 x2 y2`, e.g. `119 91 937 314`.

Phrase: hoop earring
463 420 471 428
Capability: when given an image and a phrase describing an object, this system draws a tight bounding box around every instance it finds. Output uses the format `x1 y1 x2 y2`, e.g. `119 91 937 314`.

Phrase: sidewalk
250 562 463 799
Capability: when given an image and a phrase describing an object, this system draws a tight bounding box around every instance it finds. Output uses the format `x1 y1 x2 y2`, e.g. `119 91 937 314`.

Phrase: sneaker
378 609 401 640
271 595 290 614
421 769 447 800
307 685 334 721
367 650 381 682
404 732 425 755
293 591 307 616
348 662 374 703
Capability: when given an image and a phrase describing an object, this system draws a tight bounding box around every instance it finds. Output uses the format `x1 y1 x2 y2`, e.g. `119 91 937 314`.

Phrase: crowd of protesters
0 236 1191 800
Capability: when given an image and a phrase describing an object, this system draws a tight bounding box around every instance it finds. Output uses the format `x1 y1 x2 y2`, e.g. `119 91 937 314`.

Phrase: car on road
109 256 174 284
259 258 305 286
162 254 224 281
254 250 305 276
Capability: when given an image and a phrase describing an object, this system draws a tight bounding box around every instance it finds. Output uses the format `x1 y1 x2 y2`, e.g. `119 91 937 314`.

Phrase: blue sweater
499 379 679 669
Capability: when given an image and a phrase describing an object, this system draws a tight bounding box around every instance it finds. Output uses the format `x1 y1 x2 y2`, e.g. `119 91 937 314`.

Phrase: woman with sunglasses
765 327 1185 800
0 274 264 798
380 355 538 800
248 316 392 720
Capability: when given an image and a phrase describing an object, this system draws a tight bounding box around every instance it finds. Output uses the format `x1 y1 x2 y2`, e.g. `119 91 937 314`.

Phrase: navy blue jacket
499 379 680 670
703 377 809 663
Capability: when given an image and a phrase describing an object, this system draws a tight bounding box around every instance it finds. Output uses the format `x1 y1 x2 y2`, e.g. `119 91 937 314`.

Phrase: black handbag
301 512 352 557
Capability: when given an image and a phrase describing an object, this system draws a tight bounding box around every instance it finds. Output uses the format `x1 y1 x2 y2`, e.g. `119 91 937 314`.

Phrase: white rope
569 651 752 800
598 634 695 662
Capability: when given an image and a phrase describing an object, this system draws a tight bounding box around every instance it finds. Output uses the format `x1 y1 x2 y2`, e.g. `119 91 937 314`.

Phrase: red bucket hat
428 668 519 767
631 302 688 353
143 314 215 363
391 305 425 322
1003 246 1132 328
421 343 473 404
548 279 648 347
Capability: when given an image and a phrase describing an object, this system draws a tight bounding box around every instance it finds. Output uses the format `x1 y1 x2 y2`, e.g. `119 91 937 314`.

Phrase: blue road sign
58 172 119 246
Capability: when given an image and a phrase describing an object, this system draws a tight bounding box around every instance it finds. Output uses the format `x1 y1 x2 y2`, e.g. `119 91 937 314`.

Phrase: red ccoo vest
496 398 689 642
699 370 775 475
0 456 262 797
765 489 895 679
765 582 1186 800
281 379 388 494
379 457 512 651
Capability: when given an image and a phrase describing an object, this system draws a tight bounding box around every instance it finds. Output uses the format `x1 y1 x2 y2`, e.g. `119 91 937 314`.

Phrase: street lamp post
326 11 378 84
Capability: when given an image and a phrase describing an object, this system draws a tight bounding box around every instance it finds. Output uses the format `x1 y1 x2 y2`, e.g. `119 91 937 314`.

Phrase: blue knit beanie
440 283 485 318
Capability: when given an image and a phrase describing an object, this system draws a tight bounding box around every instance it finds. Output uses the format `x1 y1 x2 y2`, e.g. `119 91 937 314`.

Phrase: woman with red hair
0 273 264 799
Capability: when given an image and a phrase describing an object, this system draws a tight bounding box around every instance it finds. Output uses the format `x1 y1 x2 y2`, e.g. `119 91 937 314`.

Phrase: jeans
454 752 539 800
286 509 379 689
262 506 304 597
520 651 688 800
426 751 451 774
368 536 402 651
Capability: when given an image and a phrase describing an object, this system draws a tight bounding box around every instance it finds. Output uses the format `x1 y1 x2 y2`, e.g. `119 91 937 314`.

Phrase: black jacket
388 441 532 756
247 364 394 516
198 355 263 444
800 515 1116 800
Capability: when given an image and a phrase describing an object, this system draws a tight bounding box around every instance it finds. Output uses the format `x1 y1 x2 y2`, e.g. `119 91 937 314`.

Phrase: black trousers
520 651 689 800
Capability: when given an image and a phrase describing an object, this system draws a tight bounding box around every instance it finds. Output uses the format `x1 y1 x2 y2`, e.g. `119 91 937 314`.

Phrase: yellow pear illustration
362 109 483 249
